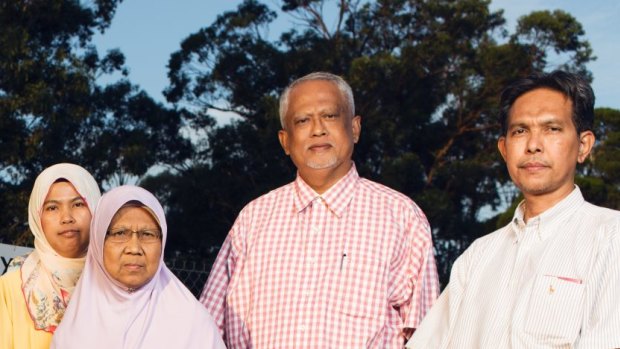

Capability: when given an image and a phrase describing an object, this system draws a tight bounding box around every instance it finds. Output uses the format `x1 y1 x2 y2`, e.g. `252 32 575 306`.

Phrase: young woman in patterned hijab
0 163 101 348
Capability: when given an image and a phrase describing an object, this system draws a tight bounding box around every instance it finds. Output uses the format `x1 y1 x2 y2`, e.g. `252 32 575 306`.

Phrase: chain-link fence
1 244 216 298
165 257 215 297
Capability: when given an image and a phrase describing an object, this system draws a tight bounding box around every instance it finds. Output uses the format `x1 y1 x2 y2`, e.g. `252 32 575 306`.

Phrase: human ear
351 115 361 143
497 136 507 162
278 129 290 155
577 130 595 163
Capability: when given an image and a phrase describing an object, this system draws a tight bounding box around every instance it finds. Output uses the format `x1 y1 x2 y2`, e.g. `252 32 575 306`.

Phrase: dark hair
499 70 595 136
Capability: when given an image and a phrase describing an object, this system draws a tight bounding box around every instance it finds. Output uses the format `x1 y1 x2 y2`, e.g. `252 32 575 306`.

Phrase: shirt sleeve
405 289 450 348
199 224 240 341
406 241 476 348
384 204 440 346
576 223 620 348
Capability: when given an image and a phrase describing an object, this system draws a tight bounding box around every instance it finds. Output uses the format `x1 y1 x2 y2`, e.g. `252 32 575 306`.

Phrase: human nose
311 117 327 136
525 130 543 154
124 233 143 254
60 207 75 224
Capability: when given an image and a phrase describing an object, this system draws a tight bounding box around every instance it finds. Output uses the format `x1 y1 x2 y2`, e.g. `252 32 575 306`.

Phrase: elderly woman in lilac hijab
52 185 225 349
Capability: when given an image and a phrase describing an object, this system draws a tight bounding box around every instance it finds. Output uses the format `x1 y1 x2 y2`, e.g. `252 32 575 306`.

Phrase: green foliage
579 108 620 209
0 0 191 244
512 10 593 74
1 0 611 287
159 0 599 285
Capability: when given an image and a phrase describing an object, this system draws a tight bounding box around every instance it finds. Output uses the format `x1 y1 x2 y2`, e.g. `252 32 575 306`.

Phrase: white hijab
21 163 101 332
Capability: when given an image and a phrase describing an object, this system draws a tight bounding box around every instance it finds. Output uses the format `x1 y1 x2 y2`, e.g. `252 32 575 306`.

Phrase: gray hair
278 72 355 129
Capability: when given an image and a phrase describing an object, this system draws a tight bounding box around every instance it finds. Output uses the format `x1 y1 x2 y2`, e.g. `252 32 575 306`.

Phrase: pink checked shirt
200 165 439 348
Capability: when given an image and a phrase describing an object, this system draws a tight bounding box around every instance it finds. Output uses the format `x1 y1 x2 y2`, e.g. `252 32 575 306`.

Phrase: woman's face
40 181 92 258
103 206 162 290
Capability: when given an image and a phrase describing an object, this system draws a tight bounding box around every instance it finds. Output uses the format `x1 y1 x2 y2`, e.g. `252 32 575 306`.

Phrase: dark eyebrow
507 122 528 129
508 116 566 129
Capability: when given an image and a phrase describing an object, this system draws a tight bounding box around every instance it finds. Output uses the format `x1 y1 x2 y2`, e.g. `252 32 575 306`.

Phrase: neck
522 185 574 222
299 161 352 194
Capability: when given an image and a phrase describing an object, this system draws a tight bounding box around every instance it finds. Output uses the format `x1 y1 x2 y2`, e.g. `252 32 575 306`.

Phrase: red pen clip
544 274 582 284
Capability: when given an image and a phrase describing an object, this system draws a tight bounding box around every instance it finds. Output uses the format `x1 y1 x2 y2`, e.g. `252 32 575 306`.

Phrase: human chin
306 155 338 169
516 178 556 196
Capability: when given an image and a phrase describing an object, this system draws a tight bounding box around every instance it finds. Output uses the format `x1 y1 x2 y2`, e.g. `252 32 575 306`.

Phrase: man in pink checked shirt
200 71 440 348
408 70 620 348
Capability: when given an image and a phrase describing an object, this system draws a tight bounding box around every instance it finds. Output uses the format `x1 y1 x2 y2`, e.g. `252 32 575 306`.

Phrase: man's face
498 88 594 201
278 80 361 191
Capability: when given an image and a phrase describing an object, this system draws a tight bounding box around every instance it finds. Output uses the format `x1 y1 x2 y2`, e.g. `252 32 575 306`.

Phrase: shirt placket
295 197 328 347
502 220 538 344
512 222 538 287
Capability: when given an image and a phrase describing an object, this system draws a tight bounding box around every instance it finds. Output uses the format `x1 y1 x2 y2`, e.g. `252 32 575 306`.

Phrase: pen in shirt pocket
340 231 348 272
544 274 583 284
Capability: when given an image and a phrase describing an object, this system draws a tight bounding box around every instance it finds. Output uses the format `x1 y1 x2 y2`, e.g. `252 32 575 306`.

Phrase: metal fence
165 257 215 297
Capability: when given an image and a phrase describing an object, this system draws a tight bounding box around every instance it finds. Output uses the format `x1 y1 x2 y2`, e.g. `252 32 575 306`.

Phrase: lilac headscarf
51 185 225 349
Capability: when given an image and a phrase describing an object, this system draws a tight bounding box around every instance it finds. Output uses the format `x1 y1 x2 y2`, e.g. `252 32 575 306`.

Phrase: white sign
0 243 33 275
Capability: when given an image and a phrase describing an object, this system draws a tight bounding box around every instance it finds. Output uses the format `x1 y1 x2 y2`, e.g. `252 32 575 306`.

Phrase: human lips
58 229 81 238
518 161 549 171
122 262 145 271
307 142 333 152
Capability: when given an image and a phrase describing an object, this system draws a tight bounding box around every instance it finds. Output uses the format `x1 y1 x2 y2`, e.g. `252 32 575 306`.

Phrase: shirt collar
510 186 585 242
293 163 359 218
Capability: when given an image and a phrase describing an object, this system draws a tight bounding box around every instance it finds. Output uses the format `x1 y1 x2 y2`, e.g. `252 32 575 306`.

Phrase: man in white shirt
407 70 620 348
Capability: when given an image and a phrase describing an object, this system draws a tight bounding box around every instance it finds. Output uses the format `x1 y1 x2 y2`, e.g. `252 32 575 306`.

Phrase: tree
159 0 596 285
0 0 191 244
578 108 620 209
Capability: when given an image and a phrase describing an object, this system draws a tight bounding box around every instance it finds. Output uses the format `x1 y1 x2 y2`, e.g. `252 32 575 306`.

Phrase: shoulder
357 178 426 215
580 202 620 240
582 202 620 223
445 225 512 289
0 268 22 294
358 178 413 202
472 224 512 251
455 224 512 270
227 182 295 244
238 182 295 216
7 254 27 271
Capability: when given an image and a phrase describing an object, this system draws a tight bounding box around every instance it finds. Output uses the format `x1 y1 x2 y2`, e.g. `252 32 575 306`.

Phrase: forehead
110 205 159 226
509 88 573 123
45 181 79 199
287 80 344 112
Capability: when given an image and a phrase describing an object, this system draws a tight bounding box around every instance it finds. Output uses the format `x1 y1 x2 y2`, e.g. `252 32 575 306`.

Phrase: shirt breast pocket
523 274 585 344
336 254 386 320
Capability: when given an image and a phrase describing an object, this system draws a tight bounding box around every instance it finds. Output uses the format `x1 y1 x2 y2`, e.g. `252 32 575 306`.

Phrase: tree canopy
0 0 191 244
155 0 605 284
1 0 616 286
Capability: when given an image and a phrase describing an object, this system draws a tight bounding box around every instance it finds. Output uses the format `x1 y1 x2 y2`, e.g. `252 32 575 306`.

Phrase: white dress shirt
407 186 620 348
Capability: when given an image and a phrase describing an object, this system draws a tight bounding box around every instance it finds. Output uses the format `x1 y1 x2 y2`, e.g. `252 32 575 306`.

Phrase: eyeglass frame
105 228 162 243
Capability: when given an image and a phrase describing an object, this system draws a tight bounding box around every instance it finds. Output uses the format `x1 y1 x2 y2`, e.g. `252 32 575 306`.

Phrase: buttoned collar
293 163 359 218
510 186 585 243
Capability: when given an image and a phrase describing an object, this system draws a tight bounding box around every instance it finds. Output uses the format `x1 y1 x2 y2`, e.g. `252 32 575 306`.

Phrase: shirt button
307 257 316 264
312 226 320 234
299 324 306 331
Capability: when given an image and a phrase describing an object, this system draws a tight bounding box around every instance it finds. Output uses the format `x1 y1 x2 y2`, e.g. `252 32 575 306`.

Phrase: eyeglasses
105 228 161 243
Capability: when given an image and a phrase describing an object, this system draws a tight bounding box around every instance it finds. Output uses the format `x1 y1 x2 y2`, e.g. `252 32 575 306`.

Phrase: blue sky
93 0 619 110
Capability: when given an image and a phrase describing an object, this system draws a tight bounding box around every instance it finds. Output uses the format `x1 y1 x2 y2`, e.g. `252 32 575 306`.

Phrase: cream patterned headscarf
20 163 101 332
